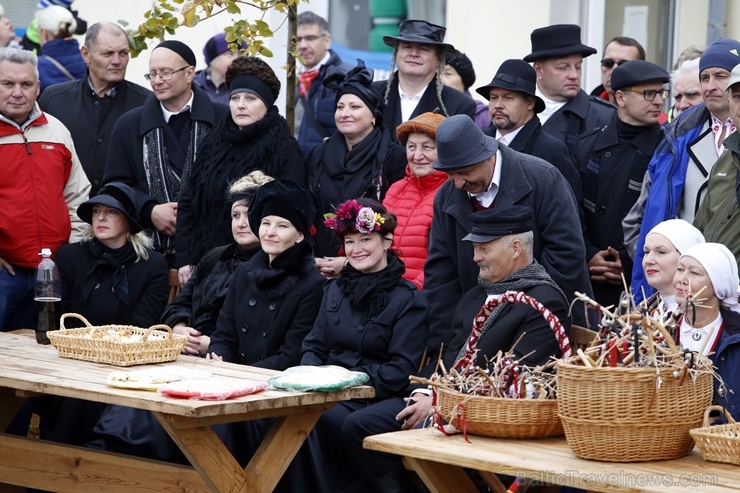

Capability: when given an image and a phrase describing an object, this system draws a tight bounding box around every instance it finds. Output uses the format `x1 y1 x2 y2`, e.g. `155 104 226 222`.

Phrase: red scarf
298 69 319 98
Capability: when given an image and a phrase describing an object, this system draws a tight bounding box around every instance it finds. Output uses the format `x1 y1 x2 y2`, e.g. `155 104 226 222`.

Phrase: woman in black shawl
307 60 406 261
176 56 305 285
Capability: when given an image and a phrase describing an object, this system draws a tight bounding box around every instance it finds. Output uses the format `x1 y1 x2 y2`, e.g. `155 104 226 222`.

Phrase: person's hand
151 202 178 236
206 352 223 362
587 247 623 285
0 255 15 276
178 265 193 288
396 394 433 430
173 323 204 356
315 256 347 279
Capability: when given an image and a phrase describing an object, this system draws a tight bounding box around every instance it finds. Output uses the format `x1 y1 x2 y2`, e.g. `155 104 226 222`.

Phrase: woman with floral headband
276 198 429 492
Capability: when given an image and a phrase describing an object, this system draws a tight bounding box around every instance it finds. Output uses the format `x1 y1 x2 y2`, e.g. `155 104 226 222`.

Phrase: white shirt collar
536 88 567 125
495 125 524 146
469 149 502 208
161 90 194 123
399 84 428 123
679 312 723 355
299 51 331 74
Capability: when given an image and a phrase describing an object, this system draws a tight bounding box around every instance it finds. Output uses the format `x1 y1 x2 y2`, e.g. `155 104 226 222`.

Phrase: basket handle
702 405 736 426
59 313 93 330
141 324 173 340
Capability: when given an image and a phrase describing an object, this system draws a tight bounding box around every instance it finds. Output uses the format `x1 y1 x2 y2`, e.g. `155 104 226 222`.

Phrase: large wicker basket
690 405 740 465
437 386 563 438
557 361 713 462
435 291 571 439
48 313 187 367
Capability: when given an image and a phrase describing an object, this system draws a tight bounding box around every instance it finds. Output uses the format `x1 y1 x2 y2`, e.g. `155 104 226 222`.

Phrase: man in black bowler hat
102 40 228 270
476 58 581 202
340 205 571 493
372 19 475 139
524 24 615 151
575 60 669 307
423 114 591 352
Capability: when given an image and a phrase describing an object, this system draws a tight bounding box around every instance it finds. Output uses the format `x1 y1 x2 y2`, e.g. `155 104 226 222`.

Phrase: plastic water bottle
35 248 61 345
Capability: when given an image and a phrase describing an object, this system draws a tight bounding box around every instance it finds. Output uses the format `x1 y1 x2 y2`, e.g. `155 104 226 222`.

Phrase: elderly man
373 19 475 138
625 37 740 301
39 22 151 195
670 58 703 120
102 40 228 266
694 64 740 259
0 47 90 330
575 60 669 307
524 24 615 150
294 11 353 155
476 58 581 200
424 114 589 349
591 36 645 104
340 205 571 493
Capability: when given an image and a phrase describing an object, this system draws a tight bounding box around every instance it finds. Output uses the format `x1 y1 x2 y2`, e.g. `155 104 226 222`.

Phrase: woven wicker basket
557 361 713 462
690 405 740 465
434 291 570 439
437 386 563 438
48 313 186 367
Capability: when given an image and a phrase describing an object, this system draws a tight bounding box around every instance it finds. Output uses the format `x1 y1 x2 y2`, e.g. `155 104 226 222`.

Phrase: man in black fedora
524 24 615 151
372 19 475 139
575 60 669 308
476 58 581 202
423 114 591 350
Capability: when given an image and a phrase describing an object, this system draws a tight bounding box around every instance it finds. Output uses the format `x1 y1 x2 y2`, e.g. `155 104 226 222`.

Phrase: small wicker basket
434 291 570 439
436 386 563 438
690 405 740 465
47 313 186 367
557 361 713 462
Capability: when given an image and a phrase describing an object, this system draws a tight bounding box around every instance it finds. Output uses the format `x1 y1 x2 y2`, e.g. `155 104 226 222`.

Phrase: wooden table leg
403 457 479 493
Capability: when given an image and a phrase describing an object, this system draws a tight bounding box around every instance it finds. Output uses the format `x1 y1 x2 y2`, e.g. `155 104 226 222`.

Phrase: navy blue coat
541 89 616 152
38 38 86 94
714 308 740 420
301 273 430 400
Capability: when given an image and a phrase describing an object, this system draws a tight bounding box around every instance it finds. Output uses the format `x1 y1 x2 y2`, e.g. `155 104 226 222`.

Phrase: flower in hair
355 207 383 234
324 199 384 234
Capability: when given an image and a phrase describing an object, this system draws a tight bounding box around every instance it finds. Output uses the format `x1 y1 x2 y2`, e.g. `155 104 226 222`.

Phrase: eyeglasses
600 58 629 69
622 88 670 101
144 65 190 81
296 34 326 43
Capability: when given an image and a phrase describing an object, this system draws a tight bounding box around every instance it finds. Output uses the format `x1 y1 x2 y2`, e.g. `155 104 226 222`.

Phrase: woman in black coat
37 182 168 446
275 198 429 493
176 56 306 283
307 61 407 260
162 171 268 356
207 179 325 369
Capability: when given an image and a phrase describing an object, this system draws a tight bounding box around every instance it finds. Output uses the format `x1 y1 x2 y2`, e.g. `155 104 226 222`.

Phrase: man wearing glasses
102 40 228 265
294 11 352 155
574 60 669 308
626 37 740 301
524 24 615 152
591 36 645 105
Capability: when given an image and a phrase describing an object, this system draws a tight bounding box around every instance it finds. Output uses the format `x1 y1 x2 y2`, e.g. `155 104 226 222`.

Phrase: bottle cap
39 248 52 257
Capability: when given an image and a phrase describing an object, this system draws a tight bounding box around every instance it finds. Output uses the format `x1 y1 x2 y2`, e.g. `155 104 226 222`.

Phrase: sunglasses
600 58 630 69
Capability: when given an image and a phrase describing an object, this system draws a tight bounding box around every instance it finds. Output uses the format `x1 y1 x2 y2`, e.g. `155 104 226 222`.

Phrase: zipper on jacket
22 132 31 154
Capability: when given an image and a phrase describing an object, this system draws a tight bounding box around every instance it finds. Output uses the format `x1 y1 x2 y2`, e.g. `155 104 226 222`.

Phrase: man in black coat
102 40 228 263
423 115 590 352
477 58 581 202
340 205 571 492
575 60 669 307
524 24 615 151
371 19 475 139
38 22 151 195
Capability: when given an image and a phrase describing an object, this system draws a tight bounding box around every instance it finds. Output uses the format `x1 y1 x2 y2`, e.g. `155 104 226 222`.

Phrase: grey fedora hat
433 115 498 171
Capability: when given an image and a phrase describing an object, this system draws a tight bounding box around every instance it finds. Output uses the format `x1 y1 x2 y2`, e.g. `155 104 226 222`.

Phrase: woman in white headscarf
674 242 740 419
641 219 705 315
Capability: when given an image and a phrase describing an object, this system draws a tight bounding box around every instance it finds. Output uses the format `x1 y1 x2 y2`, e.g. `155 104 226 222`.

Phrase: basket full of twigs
690 406 740 465
557 292 714 462
430 291 571 439
48 313 187 367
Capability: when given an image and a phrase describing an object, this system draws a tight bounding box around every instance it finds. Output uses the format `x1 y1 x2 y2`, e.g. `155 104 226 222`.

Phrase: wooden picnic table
0 329 374 493
364 427 740 493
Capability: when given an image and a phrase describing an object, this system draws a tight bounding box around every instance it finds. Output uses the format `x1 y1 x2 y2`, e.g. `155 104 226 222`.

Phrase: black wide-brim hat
475 59 546 113
383 19 455 55
523 24 596 62
247 179 319 237
77 182 143 234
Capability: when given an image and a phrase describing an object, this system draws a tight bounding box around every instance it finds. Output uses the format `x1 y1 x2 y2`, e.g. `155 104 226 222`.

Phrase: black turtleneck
616 118 646 142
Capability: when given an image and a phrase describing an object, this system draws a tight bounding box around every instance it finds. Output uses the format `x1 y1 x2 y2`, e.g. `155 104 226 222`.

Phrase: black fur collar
246 241 314 300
